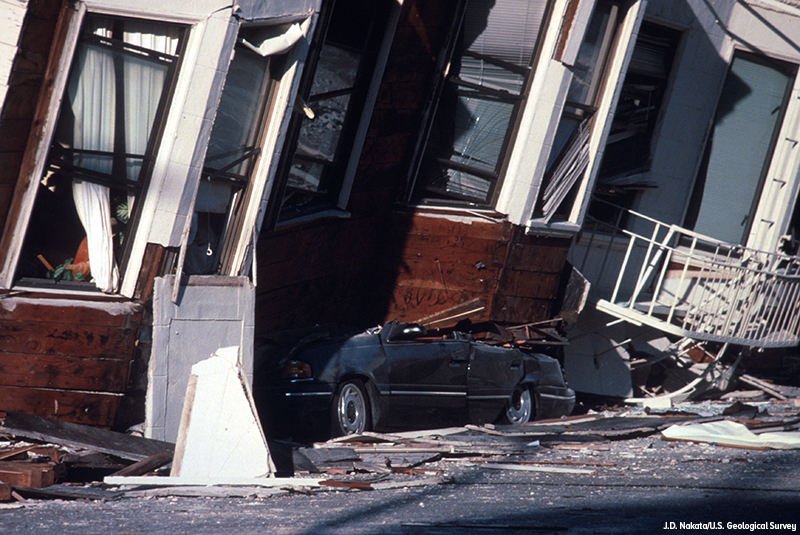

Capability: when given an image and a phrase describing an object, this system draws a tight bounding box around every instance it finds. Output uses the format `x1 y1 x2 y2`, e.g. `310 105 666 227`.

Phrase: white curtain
122 21 180 188
67 17 179 292
69 20 118 293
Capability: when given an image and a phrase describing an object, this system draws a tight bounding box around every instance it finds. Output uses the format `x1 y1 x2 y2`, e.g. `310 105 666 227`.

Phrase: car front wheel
504 385 533 424
331 379 371 436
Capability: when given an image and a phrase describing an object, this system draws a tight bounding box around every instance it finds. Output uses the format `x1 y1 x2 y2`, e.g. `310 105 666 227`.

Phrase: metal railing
570 201 800 348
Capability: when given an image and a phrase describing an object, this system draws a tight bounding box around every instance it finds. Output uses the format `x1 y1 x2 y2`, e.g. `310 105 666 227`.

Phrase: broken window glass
15 15 183 292
413 0 549 206
534 1 620 223
589 21 681 224
276 0 392 222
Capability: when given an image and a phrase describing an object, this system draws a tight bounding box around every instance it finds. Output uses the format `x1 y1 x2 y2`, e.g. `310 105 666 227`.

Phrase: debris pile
2 397 799 503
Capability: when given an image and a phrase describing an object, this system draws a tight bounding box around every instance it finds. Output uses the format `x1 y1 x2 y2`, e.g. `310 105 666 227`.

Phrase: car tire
503 385 534 424
331 379 371 436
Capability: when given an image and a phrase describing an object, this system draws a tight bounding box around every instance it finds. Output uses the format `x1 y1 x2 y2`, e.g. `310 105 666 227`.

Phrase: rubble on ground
1 392 799 503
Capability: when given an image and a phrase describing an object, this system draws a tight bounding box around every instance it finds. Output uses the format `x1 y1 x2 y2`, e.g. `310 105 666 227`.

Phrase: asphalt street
3 424 800 535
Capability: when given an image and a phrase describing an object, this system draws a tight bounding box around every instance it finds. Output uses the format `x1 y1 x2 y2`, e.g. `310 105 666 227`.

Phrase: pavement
2 398 800 535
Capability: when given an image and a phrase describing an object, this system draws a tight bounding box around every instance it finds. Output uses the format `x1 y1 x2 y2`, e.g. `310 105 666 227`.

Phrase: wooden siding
255 216 384 335
0 295 144 427
383 211 571 324
0 0 62 241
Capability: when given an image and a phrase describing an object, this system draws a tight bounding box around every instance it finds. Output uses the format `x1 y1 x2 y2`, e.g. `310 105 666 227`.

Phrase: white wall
634 0 800 252
0 0 27 116
147 275 255 443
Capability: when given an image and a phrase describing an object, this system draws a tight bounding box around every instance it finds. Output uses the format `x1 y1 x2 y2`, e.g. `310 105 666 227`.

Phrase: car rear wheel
504 385 533 424
331 379 371 436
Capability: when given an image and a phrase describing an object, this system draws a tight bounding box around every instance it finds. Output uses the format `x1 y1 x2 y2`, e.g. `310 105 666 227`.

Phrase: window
411 0 550 206
588 20 681 224
271 0 393 223
685 51 796 245
184 27 284 275
14 14 184 293
534 1 621 223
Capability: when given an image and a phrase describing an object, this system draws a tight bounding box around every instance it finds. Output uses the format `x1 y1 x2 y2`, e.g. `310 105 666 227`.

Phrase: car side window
447 331 473 341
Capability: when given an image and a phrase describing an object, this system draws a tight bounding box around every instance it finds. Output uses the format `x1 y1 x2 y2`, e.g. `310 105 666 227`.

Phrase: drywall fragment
170 347 275 479
642 397 672 410
662 420 800 450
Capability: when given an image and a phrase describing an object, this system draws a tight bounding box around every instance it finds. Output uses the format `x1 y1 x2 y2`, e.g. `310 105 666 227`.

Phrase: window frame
433 0 643 235
406 0 553 209
522 0 647 233
0 5 189 294
261 0 401 229
0 2 86 291
182 19 316 277
686 48 799 249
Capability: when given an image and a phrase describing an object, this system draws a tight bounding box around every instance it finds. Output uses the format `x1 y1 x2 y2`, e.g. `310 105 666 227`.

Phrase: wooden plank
396 234 508 265
393 259 499 293
1 411 174 462
110 452 174 478
104 475 324 488
414 298 485 328
499 269 561 300
0 461 55 487
482 462 594 475
0 388 120 427
10 484 122 501
0 319 137 358
0 296 143 327
0 353 129 391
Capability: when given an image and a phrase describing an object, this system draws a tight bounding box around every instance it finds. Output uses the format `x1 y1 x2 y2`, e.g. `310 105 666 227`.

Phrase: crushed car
254 321 575 439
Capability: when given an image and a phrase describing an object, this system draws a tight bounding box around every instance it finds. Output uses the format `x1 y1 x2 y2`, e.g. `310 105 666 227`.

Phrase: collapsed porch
566 201 800 401
572 201 800 349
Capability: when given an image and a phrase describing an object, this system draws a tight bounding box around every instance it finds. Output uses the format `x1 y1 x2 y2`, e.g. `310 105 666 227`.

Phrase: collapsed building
1 0 799 440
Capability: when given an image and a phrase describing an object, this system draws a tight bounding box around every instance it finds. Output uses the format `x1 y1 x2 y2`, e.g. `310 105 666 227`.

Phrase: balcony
570 203 800 349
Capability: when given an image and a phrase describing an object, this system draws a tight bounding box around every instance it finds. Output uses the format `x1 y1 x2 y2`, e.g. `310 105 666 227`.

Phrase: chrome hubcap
338 383 366 434
506 388 532 424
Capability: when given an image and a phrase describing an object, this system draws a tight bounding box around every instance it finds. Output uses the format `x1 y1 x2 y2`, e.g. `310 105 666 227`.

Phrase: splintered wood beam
414 298 485 329
110 451 174 478
1 411 174 462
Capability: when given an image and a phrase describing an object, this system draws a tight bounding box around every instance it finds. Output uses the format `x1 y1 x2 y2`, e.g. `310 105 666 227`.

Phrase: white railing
570 202 800 348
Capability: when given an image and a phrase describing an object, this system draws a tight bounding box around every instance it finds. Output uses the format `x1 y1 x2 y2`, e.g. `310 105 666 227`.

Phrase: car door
381 323 469 421
467 343 526 424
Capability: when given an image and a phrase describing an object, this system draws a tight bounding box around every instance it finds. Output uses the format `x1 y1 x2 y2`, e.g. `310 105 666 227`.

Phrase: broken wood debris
1 411 173 462
0 397 798 501
738 374 788 400
479 462 595 475
0 460 55 487
109 451 174 478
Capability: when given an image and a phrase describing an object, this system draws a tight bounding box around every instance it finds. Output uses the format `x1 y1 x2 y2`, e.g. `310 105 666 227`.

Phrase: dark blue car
255 321 575 438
